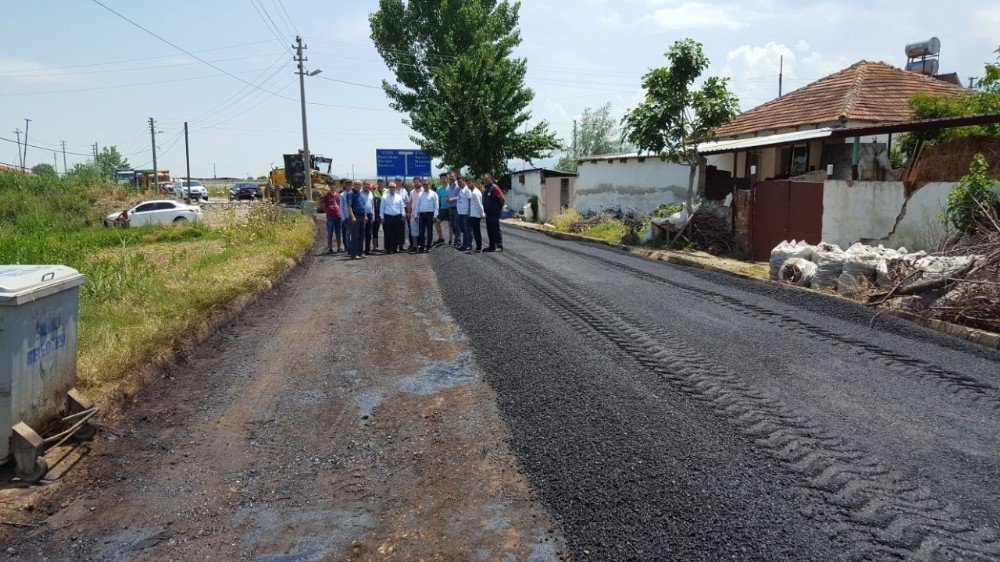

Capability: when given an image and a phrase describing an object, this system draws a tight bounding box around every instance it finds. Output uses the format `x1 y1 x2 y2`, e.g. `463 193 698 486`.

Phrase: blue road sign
375 149 432 178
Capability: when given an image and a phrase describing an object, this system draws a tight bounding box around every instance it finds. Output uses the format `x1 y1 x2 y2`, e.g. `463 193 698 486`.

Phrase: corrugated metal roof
697 128 834 155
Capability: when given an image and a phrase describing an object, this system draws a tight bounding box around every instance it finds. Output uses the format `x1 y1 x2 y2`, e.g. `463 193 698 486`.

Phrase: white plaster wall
507 171 542 216
576 158 695 215
540 176 575 221
821 180 958 251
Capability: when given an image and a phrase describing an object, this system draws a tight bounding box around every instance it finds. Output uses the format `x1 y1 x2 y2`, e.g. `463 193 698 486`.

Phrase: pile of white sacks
769 240 976 295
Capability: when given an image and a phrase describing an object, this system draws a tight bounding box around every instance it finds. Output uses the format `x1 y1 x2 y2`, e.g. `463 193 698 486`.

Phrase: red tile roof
715 60 965 138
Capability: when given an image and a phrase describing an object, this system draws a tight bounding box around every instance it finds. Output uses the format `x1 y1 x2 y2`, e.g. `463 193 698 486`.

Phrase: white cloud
0 59 76 84
796 39 810 53
971 6 1000 43
648 2 750 30
719 41 850 109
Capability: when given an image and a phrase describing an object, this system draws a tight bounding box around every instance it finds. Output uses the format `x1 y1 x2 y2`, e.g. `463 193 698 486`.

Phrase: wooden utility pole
13 129 22 170
149 117 158 194
184 122 191 204
22 118 30 172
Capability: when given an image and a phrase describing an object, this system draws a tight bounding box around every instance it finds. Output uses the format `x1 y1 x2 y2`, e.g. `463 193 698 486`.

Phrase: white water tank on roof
0 265 85 461
905 37 941 58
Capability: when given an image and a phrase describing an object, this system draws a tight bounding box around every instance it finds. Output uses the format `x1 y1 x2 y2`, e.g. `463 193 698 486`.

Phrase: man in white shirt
467 180 485 252
456 177 473 251
415 181 439 253
380 182 407 254
361 183 376 255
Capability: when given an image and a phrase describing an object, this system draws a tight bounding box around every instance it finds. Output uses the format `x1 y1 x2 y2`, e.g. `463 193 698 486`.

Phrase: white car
104 200 203 227
172 180 208 201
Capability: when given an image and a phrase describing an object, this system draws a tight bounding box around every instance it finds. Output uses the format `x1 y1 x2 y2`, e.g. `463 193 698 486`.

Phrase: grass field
1 170 315 403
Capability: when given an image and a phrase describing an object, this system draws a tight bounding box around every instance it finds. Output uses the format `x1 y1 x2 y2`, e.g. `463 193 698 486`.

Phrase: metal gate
749 181 824 261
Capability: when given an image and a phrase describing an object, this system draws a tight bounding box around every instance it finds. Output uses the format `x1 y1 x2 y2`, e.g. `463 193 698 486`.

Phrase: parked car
230 182 262 200
172 180 208 201
104 200 202 227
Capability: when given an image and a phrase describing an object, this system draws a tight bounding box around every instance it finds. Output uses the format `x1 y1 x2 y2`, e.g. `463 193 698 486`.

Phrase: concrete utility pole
61 140 67 174
149 117 158 194
968 76 979 89
572 120 578 160
53 153 58 174
294 35 321 210
92 143 98 162
13 129 22 170
778 56 784 98
184 122 191 204
22 118 30 172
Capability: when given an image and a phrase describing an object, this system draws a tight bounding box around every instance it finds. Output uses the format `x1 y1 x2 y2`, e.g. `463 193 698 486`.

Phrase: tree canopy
95 146 130 181
556 103 628 172
31 163 56 176
370 0 559 176
622 38 739 208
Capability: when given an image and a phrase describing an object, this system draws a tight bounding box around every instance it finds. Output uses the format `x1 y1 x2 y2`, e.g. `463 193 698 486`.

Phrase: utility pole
149 117 158 194
61 140 67 174
572 119 578 160
22 118 31 172
184 122 191 204
13 129 22 170
53 153 58 174
968 76 979 89
294 35 320 210
778 55 783 98
92 143 98 162
213 162 216 179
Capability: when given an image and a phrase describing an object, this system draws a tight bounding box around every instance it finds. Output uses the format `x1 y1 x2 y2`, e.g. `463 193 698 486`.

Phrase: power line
273 0 298 36
0 66 276 97
0 52 284 78
88 1 391 113
314 74 382 89
249 0 287 44
0 136 92 157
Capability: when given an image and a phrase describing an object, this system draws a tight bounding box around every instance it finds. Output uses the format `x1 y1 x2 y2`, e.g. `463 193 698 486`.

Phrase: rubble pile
770 239 999 332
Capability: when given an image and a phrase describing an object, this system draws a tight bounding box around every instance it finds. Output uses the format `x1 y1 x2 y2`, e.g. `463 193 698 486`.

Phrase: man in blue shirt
435 173 450 245
446 171 463 248
344 180 367 259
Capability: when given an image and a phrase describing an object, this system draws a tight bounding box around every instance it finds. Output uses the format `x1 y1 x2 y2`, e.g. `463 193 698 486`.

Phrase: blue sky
2 0 998 178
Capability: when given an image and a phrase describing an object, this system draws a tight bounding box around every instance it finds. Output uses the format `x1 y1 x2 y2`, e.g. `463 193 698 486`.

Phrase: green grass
580 219 627 244
1 170 315 402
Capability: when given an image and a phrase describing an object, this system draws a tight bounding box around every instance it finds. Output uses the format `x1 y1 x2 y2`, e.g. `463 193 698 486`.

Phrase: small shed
504 168 577 221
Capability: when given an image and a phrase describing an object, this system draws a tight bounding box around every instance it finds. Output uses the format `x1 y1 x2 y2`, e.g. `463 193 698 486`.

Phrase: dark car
230 182 262 200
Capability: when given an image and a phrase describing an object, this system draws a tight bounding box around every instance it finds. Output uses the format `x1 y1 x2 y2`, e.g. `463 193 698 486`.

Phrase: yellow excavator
266 152 335 205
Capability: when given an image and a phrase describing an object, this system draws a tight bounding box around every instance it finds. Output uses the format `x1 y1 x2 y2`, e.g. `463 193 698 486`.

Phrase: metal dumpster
1 265 85 466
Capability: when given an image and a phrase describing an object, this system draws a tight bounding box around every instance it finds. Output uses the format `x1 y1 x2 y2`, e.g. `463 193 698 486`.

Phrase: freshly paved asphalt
432 226 1000 561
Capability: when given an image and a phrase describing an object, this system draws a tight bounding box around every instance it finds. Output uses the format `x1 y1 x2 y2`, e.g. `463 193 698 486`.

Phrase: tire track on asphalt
504 228 1000 411
491 248 1000 561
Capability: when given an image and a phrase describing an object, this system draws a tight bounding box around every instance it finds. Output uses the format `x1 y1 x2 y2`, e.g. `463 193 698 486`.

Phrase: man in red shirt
321 185 342 254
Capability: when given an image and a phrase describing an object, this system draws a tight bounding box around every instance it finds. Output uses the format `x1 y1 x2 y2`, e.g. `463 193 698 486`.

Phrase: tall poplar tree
370 0 558 176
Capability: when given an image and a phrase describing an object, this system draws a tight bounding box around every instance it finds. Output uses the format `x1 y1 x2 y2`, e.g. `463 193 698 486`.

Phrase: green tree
945 153 999 233
898 45 1000 158
556 103 628 172
370 0 559 176
95 146 130 181
622 39 739 211
30 163 56 176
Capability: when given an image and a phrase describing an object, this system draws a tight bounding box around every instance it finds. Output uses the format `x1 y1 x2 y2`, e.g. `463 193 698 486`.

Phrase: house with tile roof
700 60 965 184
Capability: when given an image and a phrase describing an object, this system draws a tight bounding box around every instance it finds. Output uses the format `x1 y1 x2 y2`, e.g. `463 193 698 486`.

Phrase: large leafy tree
370 0 558 176
622 39 739 210
556 103 628 172
95 146 130 181
31 163 56 176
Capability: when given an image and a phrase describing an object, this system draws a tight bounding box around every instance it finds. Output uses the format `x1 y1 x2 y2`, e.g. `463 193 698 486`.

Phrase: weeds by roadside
1 170 315 403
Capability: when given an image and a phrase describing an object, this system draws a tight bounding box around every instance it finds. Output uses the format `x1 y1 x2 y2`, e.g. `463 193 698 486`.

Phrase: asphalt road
432 225 1000 561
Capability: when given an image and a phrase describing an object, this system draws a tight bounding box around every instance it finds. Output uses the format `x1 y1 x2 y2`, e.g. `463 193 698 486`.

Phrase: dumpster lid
0 265 85 306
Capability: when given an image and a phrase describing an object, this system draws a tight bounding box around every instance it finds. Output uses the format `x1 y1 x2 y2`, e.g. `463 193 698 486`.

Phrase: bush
528 195 539 221
651 203 682 218
550 207 583 231
945 154 999 233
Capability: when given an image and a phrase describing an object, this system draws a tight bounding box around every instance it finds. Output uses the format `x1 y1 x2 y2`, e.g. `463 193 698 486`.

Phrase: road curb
503 221 1000 350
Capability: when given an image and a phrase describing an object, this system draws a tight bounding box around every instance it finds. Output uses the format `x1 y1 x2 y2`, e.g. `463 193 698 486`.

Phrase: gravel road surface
0 226 564 561
432 225 1000 560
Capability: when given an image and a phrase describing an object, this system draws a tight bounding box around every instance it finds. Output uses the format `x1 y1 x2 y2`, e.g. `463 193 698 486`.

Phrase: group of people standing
319 171 506 260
